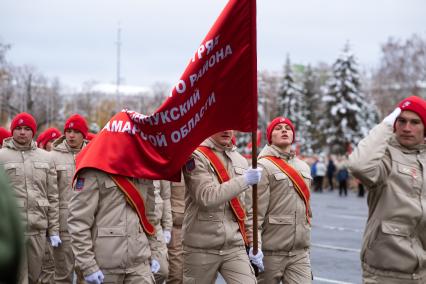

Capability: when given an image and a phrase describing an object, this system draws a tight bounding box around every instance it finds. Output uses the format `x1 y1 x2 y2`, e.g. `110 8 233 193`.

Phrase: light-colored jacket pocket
364 221 417 273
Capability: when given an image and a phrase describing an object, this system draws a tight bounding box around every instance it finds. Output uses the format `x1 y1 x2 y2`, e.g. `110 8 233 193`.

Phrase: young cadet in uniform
35 127 61 284
50 114 89 283
150 180 173 283
37 127 61 151
257 117 313 284
348 96 426 283
182 130 262 284
68 169 159 284
166 173 185 284
0 112 60 284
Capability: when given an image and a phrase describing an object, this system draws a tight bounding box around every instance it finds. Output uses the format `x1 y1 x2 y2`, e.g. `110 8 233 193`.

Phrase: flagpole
251 131 258 255
250 0 259 257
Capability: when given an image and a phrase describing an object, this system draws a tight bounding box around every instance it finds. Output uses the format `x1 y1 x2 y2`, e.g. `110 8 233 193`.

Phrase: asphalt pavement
217 188 367 284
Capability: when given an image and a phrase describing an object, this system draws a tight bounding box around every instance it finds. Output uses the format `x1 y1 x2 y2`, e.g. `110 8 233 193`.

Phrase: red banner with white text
75 0 257 181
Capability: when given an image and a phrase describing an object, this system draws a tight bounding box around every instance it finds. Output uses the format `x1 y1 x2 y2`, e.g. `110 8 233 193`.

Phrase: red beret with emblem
10 112 37 136
64 114 89 138
266 117 295 145
36 127 61 149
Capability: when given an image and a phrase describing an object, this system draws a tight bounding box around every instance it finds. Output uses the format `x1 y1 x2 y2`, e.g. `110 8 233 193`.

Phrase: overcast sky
1 0 425 90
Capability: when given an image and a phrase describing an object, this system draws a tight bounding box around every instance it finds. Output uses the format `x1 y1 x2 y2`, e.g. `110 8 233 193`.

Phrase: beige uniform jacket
182 138 253 252
348 122 426 276
67 169 157 276
170 172 185 226
0 137 59 236
50 136 87 236
152 180 173 232
257 144 312 252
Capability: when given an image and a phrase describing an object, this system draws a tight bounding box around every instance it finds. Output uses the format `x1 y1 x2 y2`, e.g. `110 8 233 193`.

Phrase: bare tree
372 34 426 117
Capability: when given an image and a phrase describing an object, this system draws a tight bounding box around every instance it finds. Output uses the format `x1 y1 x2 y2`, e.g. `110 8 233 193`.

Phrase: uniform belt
263 248 308 256
183 245 246 255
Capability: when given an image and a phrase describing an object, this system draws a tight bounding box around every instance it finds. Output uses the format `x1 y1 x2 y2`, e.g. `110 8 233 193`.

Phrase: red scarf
263 156 311 224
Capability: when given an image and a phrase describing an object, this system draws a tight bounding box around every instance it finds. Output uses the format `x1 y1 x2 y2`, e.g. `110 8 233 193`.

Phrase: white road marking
312 243 361 253
335 214 367 220
314 276 355 284
313 224 364 233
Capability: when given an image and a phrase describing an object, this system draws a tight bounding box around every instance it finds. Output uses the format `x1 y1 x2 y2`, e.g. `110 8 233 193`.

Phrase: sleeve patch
185 158 195 172
75 177 85 191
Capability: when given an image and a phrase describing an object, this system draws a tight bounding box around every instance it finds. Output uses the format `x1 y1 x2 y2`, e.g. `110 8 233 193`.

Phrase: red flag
75 0 257 181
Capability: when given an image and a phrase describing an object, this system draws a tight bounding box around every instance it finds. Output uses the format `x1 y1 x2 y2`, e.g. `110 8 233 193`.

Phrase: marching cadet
36 127 61 284
0 112 60 284
50 114 89 283
166 174 185 284
68 169 160 283
348 96 426 283
150 180 173 283
257 117 313 284
182 130 262 283
37 127 61 151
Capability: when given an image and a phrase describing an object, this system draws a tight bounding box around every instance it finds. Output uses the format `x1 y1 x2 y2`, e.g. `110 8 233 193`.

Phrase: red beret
64 114 88 138
266 117 295 144
36 128 61 149
10 112 37 136
398 96 426 127
0 127 11 146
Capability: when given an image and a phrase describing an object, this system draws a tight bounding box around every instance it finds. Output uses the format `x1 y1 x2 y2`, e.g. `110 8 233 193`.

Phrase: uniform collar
389 136 426 154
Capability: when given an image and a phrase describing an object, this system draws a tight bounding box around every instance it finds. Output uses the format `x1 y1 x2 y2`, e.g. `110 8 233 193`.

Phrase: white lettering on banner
189 44 233 87
170 92 216 143
102 119 168 147
129 89 201 126
191 35 221 62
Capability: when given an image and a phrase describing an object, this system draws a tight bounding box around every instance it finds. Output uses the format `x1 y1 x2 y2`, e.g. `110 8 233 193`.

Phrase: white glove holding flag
249 247 265 272
163 230 171 245
49 235 62 247
84 270 104 284
383 107 401 126
244 168 262 186
151 259 160 273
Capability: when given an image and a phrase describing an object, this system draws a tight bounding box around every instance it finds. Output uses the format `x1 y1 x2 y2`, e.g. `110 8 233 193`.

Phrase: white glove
84 270 104 284
383 107 401 126
163 230 171 245
244 168 262 186
49 235 62 247
249 247 264 272
151 259 160 273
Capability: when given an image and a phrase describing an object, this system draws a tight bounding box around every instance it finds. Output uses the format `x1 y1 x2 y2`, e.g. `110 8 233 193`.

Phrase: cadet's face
45 141 53 151
65 129 84 149
13 126 33 146
395 110 425 147
211 130 233 146
271 123 293 149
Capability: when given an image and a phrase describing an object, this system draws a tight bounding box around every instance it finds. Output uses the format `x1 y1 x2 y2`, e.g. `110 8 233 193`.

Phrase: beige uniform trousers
53 236 74 283
153 243 169 284
19 232 47 284
102 261 155 284
258 250 312 284
39 240 55 284
166 225 183 284
183 248 256 284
